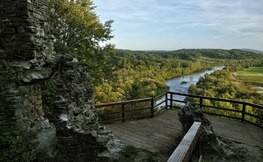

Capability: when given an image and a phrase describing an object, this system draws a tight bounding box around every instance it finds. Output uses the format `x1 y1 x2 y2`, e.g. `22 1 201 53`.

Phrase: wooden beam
96 97 152 108
167 122 202 162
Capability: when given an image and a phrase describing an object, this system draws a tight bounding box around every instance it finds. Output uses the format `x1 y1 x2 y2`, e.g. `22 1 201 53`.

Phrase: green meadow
236 67 263 85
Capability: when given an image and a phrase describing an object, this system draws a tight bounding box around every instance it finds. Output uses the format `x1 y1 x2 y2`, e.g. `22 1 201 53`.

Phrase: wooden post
151 98 154 118
121 104 125 122
242 103 246 122
170 93 173 109
197 138 202 159
165 92 168 110
199 98 203 110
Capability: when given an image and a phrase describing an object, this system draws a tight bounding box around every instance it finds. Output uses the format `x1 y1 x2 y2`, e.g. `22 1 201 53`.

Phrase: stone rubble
178 102 236 158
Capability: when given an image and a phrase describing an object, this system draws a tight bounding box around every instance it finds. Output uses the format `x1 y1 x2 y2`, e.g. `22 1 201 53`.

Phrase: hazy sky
94 0 263 50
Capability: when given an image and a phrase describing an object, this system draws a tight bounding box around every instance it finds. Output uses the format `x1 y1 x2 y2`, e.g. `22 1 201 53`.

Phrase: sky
94 0 263 51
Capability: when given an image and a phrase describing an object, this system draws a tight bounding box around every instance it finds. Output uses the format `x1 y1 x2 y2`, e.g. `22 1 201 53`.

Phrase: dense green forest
94 49 263 103
189 66 263 124
189 66 263 104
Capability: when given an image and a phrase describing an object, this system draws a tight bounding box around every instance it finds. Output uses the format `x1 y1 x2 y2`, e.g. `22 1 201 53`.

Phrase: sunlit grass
236 67 263 84
245 67 263 73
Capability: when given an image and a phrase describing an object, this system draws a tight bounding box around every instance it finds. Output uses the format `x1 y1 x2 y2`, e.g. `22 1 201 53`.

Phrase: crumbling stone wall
52 56 123 161
178 102 235 158
0 0 53 135
0 0 122 161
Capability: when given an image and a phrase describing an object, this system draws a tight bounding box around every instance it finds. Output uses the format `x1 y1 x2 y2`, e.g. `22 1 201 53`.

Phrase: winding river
156 66 225 105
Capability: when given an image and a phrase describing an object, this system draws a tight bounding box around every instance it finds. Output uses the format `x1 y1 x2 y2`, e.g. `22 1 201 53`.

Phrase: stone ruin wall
0 0 53 135
0 0 122 161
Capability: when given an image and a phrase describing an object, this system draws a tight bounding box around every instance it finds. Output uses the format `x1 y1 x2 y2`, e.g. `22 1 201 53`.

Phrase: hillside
116 49 262 60
94 49 263 103
240 49 263 54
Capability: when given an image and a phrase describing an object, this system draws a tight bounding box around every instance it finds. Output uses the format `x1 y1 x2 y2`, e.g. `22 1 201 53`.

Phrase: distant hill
240 49 263 54
116 49 263 60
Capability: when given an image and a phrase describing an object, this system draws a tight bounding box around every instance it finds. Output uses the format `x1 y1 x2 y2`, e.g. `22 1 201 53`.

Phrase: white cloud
94 0 263 50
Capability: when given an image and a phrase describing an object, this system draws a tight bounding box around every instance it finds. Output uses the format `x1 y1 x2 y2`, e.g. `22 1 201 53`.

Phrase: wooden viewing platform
106 110 263 153
97 92 263 160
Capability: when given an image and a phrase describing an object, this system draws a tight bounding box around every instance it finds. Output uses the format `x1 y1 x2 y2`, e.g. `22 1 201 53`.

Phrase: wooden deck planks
105 110 263 152
106 110 182 152
206 115 263 146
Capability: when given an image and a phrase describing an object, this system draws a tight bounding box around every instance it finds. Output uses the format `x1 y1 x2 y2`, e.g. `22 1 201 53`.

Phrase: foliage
0 133 39 162
121 145 139 158
42 79 57 119
189 66 263 124
95 49 263 104
95 50 216 103
50 0 115 86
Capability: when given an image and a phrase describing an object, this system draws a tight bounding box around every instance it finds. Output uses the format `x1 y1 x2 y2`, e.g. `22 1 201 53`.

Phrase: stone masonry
0 0 122 161
0 0 54 135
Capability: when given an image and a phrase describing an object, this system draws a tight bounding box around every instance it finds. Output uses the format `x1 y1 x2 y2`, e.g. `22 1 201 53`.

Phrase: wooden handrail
169 92 245 104
96 97 152 108
167 122 202 162
95 91 262 127
167 91 262 127
96 97 154 123
154 100 166 108
153 92 166 100
244 102 263 109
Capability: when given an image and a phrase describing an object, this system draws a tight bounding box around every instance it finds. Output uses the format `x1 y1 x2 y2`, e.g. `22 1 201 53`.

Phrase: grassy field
236 67 263 85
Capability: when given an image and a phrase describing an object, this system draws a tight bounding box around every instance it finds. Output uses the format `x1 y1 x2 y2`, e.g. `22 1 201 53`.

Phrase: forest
189 66 263 124
189 65 263 104
94 49 263 104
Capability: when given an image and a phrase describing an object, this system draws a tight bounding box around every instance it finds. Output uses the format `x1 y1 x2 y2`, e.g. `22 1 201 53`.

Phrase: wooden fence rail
96 97 155 123
167 92 263 128
95 91 263 128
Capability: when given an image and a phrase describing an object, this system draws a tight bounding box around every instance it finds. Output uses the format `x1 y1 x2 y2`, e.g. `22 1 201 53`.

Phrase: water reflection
156 66 225 107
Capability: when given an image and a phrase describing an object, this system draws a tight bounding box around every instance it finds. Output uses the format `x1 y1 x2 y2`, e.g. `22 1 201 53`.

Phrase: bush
0 133 39 162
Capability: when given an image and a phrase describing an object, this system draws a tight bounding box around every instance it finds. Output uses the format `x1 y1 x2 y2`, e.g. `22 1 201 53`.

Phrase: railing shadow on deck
95 91 263 128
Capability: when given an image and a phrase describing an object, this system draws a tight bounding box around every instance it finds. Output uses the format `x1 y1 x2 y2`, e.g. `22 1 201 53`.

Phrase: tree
50 0 115 86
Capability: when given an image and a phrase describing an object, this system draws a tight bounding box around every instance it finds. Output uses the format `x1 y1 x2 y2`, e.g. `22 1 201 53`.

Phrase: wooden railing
167 122 202 162
95 91 263 128
95 94 166 123
167 92 263 128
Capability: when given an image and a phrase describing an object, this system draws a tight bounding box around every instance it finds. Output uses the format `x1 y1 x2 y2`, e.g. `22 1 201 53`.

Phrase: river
156 66 225 106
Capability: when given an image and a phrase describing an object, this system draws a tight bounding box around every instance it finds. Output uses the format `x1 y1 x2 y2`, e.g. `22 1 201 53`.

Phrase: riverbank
156 66 225 105
164 66 214 80
166 66 224 93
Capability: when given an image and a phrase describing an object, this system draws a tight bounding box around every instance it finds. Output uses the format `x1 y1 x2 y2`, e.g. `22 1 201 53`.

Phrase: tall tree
50 0 115 85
